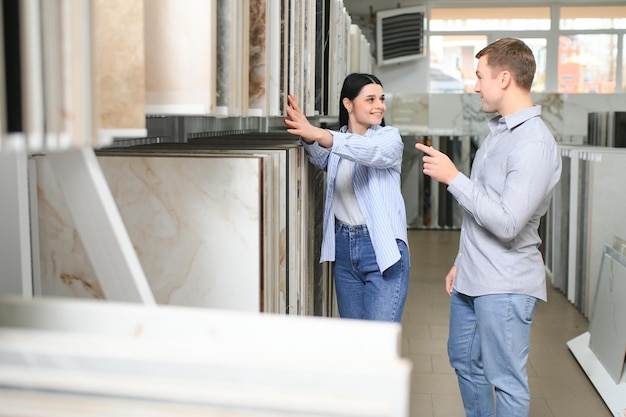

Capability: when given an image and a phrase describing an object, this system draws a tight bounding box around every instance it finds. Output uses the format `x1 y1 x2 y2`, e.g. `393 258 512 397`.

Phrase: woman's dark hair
338 73 385 128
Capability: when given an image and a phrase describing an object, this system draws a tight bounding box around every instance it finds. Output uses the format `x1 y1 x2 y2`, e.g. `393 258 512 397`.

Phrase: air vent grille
376 7 425 66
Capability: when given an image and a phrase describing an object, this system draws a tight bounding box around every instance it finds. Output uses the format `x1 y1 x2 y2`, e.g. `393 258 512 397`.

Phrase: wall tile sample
93 0 146 131
34 153 264 312
144 0 216 114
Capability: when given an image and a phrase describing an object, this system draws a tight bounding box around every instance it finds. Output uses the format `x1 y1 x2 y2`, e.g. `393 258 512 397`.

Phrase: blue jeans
333 220 409 322
448 290 538 417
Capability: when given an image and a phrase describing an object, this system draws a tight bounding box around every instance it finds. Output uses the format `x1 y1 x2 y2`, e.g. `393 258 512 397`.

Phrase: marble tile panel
302 1 316 116
249 0 267 115
60 0 96 148
314 0 325 115
428 94 464 135
327 0 348 117
360 34 371 73
562 93 626 139
216 0 234 114
144 0 216 115
266 0 281 116
186 145 304 314
40 1 65 151
20 0 45 152
218 149 284 313
349 24 361 74
389 93 429 135
532 93 563 140
216 0 250 116
289 0 306 109
93 0 145 131
462 93 493 141
34 154 264 312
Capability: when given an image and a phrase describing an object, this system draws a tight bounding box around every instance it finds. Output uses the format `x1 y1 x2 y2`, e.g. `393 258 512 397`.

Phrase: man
415 38 562 417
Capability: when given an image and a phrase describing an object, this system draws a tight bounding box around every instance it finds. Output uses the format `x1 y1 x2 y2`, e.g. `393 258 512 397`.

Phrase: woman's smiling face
344 83 386 134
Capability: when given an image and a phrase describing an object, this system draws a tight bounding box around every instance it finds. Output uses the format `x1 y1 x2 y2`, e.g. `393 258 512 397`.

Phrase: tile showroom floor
400 229 613 417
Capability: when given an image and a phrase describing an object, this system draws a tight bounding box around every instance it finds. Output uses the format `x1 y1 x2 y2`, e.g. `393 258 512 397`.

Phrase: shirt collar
339 124 381 135
493 105 542 131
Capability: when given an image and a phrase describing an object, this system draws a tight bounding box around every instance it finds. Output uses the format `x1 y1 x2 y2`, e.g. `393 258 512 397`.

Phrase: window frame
426 4 626 93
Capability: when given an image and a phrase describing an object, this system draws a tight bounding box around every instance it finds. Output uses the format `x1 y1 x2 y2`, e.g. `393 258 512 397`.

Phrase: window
558 34 618 93
430 7 551 31
429 35 487 93
560 6 626 30
520 38 548 93
427 5 626 94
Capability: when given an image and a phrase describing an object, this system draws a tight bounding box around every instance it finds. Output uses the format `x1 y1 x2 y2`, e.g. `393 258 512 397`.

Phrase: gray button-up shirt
448 105 562 301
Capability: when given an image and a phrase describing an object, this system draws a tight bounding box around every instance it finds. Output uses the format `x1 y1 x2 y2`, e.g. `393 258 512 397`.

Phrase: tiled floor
401 229 613 417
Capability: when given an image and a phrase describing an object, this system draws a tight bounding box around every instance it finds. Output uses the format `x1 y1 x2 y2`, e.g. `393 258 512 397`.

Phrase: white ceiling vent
376 6 426 66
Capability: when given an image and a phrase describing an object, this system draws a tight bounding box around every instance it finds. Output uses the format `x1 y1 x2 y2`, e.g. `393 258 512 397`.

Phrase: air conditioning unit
376 6 426 66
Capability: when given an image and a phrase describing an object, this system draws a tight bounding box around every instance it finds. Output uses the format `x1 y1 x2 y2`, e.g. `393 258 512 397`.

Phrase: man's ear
500 71 512 89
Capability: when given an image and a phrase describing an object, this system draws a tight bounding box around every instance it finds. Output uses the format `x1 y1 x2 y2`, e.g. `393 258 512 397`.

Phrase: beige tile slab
93 0 145 130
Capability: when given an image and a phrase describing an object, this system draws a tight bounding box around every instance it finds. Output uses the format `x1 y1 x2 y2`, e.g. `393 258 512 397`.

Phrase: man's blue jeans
333 221 409 322
448 289 538 417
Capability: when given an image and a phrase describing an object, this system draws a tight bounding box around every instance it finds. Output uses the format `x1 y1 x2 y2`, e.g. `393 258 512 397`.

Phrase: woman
284 73 409 322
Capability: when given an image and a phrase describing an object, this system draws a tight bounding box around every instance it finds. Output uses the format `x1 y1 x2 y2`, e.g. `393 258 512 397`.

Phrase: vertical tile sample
216 0 248 116
60 0 98 148
249 0 267 115
144 0 216 115
588 244 626 384
20 0 45 151
576 149 626 317
314 0 326 115
349 24 361 74
302 1 316 115
41 0 64 150
287 0 303 109
93 0 146 137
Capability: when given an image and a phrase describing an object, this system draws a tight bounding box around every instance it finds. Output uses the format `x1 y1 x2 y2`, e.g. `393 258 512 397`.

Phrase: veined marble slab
33 153 265 312
248 0 266 116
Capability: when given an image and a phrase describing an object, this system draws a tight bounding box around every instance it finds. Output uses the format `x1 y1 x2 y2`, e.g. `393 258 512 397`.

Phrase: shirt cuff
448 172 471 200
329 130 346 152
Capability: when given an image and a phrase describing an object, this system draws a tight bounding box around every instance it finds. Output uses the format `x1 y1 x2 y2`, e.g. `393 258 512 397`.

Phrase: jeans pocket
523 296 539 322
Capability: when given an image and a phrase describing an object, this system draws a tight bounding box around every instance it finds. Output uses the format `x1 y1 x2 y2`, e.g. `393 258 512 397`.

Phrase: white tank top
333 159 365 225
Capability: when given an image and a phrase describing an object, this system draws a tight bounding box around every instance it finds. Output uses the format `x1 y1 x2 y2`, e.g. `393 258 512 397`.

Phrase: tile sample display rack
0 295 412 417
568 243 626 416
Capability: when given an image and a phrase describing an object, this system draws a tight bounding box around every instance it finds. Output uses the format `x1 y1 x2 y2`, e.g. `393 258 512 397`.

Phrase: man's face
474 55 503 114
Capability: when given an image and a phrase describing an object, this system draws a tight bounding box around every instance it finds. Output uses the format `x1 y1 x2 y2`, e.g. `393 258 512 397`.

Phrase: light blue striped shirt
448 105 562 301
300 124 408 273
